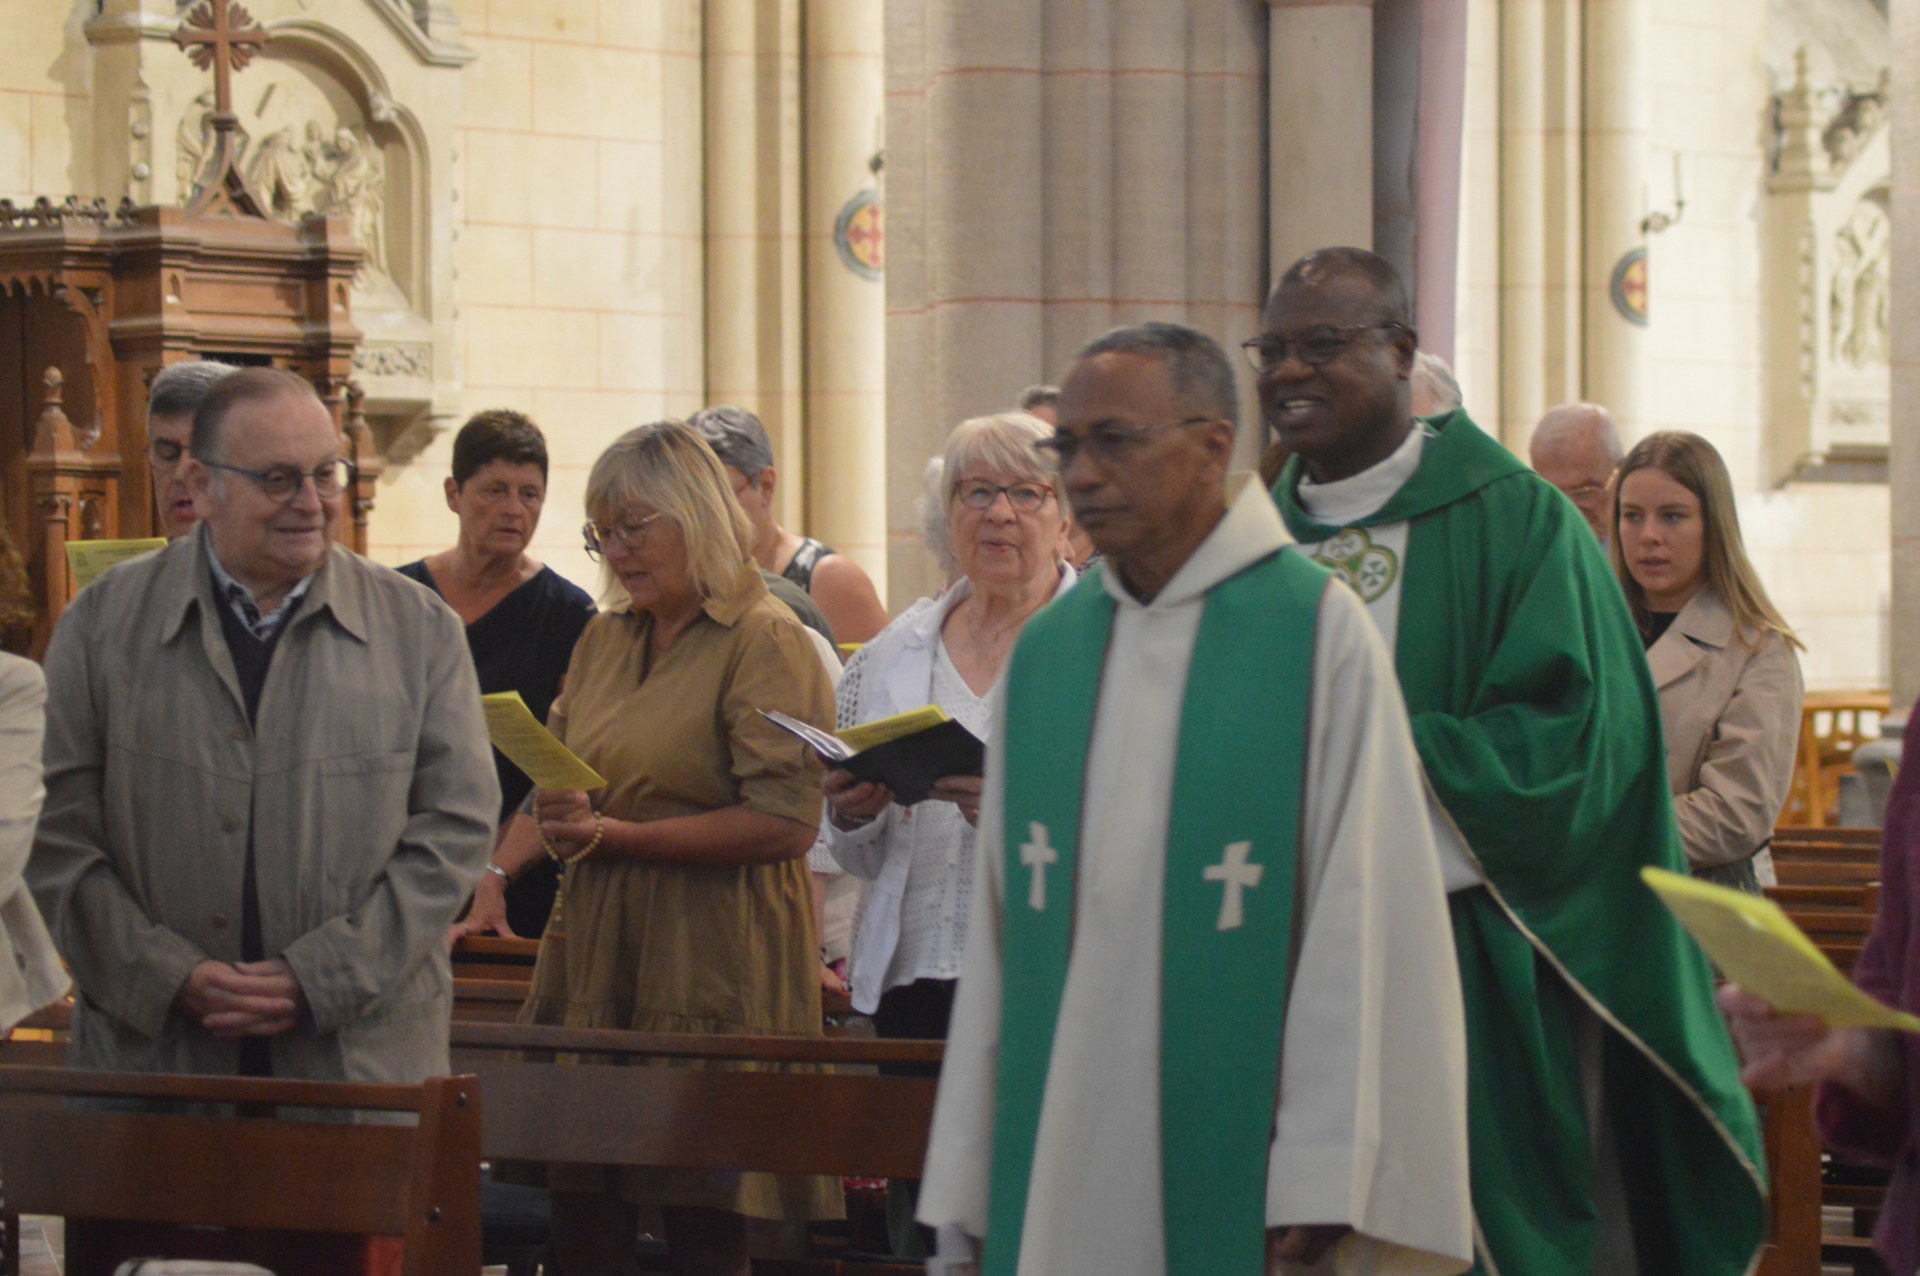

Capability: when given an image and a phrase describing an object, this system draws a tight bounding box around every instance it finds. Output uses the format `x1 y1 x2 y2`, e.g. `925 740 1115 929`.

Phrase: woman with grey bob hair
822 410 1074 1045
491 420 843 1276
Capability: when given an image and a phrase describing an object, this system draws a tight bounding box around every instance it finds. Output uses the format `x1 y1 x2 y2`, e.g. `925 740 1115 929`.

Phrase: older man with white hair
1529 402 1624 545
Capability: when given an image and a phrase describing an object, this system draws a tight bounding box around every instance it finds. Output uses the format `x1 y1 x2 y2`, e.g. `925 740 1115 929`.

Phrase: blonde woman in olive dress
487 421 838 1276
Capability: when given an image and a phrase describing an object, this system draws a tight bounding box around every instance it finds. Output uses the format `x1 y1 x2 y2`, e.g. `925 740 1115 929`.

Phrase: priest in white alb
916 322 1473 1276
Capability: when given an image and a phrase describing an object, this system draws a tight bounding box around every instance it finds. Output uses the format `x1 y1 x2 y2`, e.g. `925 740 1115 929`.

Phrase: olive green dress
520 561 839 1220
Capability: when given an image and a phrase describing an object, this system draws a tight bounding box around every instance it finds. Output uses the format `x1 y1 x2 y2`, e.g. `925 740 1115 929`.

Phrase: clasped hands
823 770 984 828
177 958 308 1038
535 788 598 857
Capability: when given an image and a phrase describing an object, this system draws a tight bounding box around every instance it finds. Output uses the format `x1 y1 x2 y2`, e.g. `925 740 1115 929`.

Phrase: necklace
963 592 1048 678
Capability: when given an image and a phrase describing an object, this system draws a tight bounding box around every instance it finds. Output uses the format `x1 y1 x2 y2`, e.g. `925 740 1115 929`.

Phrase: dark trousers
870 977 956 1257
870 976 957 1075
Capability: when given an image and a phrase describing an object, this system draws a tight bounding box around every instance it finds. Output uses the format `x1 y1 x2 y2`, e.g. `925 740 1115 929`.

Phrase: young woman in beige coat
1613 432 1804 892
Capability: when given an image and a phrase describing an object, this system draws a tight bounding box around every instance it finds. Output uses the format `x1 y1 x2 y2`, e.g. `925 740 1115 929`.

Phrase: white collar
1295 423 1428 527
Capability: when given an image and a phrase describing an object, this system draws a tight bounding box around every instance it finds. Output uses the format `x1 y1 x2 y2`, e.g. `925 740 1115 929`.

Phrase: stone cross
1204 841 1263 931
1020 822 1058 912
173 0 271 118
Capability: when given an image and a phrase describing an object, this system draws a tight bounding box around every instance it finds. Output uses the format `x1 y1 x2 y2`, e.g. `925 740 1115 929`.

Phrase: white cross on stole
1204 841 1263 931
1021 822 1058 911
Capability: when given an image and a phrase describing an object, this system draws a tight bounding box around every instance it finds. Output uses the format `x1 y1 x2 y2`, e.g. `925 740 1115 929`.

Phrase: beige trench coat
28 530 498 1081
0 654 70 1030
1648 587 1803 883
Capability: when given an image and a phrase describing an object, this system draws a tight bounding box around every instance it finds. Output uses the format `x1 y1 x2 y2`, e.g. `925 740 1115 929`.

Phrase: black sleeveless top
397 561 597 937
780 536 834 591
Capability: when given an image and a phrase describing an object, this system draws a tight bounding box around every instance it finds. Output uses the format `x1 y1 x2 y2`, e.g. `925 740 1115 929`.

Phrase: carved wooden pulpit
0 0 378 657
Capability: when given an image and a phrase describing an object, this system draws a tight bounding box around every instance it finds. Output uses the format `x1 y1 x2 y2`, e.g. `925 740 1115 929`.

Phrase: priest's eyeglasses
202 458 353 504
1240 322 1408 374
583 511 665 561
953 480 1055 512
1035 417 1214 471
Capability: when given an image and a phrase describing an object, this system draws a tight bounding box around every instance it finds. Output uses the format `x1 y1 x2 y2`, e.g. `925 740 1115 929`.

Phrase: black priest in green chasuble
1261 248 1765 1276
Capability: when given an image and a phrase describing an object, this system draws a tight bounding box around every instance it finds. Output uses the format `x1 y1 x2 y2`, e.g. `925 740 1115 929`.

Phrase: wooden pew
449 1021 940 1181
5 1005 1834 1276
1766 828 1890 1273
0 1064 481 1276
451 935 540 984
1768 830 1881 975
1754 1084 1822 1276
453 977 530 1024
449 1022 938 1275
1773 825 1883 850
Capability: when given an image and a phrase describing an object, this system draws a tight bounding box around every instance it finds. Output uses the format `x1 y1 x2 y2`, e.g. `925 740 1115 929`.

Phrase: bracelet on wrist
483 863 511 885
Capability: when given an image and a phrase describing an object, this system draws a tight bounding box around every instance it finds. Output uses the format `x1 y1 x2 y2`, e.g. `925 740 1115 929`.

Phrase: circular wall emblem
834 189 884 281
1610 247 1649 326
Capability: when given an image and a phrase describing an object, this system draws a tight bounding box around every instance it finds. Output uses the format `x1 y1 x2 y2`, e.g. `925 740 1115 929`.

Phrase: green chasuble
1272 411 1765 1276
987 549 1325 1276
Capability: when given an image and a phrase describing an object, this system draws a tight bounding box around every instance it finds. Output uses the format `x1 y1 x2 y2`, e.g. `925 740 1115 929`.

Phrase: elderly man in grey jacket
29 367 498 1082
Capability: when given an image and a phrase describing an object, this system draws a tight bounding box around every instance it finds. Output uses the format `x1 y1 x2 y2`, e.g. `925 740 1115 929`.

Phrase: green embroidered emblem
1311 528 1399 603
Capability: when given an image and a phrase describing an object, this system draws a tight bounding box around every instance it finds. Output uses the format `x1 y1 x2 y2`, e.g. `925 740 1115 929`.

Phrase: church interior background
0 0 1909 698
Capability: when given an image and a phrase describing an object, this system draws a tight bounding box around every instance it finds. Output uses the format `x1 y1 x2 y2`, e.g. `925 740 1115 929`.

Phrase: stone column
1412 0 1468 360
1453 0 1502 423
1269 0 1374 270
884 0 1044 605
1581 0 1649 436
1496 0 1584 448
802 0 887 597
887 2 1266 604
703 0 805 525
1890 0 1920 707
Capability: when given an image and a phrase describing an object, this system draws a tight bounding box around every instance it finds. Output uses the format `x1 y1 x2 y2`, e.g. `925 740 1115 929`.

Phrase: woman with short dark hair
408 410 596 937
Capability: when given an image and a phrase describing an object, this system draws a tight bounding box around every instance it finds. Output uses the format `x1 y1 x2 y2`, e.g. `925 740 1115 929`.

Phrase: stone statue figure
235 120 392 283
1831 198 1891 368
317 128 389 278
247 120 326 221
174 91 218 198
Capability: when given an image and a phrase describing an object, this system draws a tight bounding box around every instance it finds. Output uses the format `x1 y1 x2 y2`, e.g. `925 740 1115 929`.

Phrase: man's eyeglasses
1240 322 1407 375
1034 417 1214 471
953 480 1055 513
582 511 664 561
202 458 353 505
146 438 188 469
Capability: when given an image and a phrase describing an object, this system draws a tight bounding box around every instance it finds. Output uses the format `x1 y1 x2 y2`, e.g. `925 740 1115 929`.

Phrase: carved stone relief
246 121 389 279
1830 195 1890 369
1764 35 1892 480
176 64 406 308
352 341 431 379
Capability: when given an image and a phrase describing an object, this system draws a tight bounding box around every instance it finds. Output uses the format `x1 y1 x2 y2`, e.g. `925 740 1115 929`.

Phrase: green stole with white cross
986 547 1326 1276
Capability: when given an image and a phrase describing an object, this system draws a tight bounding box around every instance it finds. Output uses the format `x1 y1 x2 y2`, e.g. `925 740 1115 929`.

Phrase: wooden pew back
0 1065 481 1276
1752 1084 1821 1276
449 1022 942 1181
450 935 539 984
1767 828 1882 976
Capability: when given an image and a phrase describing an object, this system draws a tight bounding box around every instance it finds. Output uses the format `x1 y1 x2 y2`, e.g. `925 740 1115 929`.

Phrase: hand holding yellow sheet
66 539 167 592
1642 867 1920 1033
481 691 606 791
